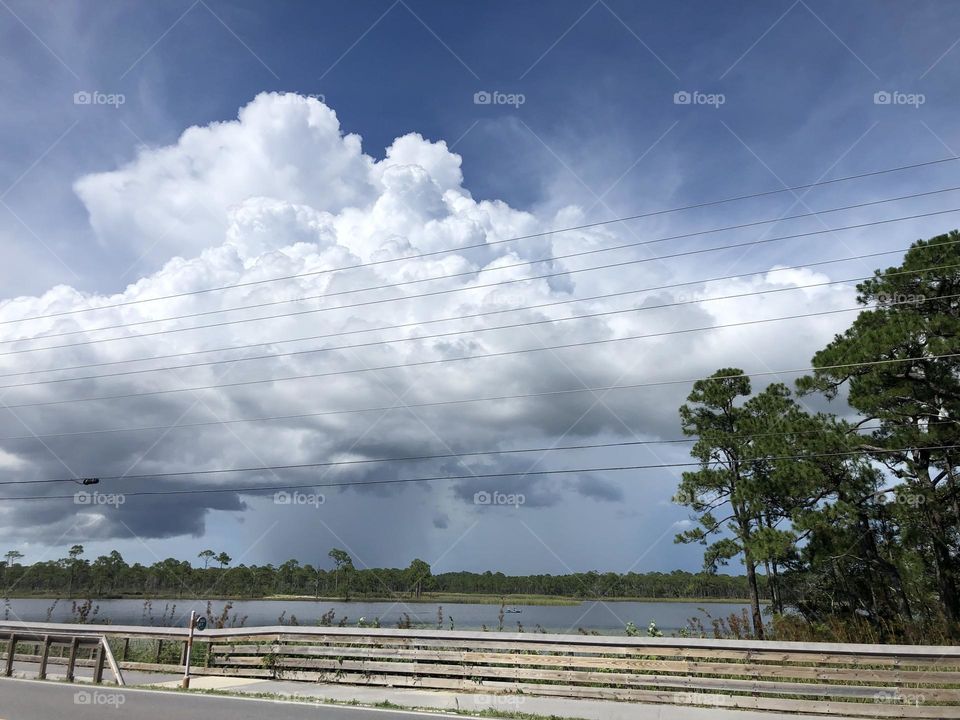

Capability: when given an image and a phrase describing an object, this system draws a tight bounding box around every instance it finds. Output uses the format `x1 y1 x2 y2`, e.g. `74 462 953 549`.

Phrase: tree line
674 231 960 641
0 544 762 601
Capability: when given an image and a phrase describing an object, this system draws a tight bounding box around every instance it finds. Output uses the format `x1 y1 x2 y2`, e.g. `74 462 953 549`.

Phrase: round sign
195 616 207 631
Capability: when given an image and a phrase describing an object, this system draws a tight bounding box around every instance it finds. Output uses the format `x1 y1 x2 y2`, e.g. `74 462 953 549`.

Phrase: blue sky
4 0 958 295
1 1 959 576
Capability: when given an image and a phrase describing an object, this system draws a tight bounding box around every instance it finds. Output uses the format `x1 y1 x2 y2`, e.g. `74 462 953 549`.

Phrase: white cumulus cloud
0 93 859 566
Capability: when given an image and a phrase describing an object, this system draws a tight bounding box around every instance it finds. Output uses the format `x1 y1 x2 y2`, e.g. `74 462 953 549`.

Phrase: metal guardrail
1 621 958 717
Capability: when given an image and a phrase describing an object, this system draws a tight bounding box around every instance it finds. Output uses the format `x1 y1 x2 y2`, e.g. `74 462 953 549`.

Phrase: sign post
181 610 196 688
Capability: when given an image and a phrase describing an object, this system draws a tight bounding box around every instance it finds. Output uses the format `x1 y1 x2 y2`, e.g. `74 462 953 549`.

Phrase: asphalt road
0 678 461 720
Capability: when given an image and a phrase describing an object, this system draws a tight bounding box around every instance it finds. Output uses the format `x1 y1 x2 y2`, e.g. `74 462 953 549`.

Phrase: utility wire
8 189 960 347
1 310 957 411
1 353 957 441
3 205 960 356
5 156 957 327
11 185 959 343
0 245 907 380
2 424 950 486
5 444 959 501
2 261 957 391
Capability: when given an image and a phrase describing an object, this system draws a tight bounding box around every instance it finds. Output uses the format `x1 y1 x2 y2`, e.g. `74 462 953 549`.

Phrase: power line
3 423 945 485
0 245 911 381
0 302 902 406
4 205 960 357
2 353 957 441
3 262 957 391
5 444 959 501
6 156 957 327
1 303 957 411
7 190 958 345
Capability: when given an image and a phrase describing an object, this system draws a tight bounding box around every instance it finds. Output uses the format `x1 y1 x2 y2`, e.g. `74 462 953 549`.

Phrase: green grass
159 685 579 720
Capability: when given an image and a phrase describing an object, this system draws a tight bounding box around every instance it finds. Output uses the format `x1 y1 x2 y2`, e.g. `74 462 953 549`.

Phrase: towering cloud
0 94 856 566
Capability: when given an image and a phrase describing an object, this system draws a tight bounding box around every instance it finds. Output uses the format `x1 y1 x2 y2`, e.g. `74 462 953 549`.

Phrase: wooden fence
1 629 122 685
1 621 958 718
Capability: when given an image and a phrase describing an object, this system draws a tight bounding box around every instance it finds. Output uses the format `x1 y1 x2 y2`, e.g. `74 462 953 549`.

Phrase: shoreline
1 593 759 605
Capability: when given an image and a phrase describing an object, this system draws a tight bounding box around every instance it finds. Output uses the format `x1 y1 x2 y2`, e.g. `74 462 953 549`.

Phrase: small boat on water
504 608 522 614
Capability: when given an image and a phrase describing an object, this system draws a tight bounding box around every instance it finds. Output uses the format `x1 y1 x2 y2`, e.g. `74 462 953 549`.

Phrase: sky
0 0 958 577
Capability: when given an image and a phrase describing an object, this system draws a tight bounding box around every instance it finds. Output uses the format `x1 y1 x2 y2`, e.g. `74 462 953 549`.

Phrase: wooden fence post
38 635 50 680
92 643 105 684
65 637 79 682
181 610 196 689
3 633 15 677
154 639 162 664
121 637 129 662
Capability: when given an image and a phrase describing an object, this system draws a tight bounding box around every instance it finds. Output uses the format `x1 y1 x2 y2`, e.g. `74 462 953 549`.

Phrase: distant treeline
0 545 762 601
430 570 762 599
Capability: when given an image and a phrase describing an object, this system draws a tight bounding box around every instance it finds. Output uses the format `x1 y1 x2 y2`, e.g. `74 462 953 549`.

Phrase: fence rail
1 621 958 717
1 628 122 685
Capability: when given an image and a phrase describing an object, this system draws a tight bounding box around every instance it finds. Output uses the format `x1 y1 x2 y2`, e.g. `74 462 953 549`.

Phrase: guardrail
1 628 123 685
1 621 958 717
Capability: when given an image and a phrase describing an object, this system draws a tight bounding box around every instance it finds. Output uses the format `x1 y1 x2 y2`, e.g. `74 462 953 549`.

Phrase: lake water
2 598 751 635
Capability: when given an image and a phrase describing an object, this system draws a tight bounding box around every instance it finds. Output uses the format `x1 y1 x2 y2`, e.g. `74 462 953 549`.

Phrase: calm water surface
4 598 751 635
